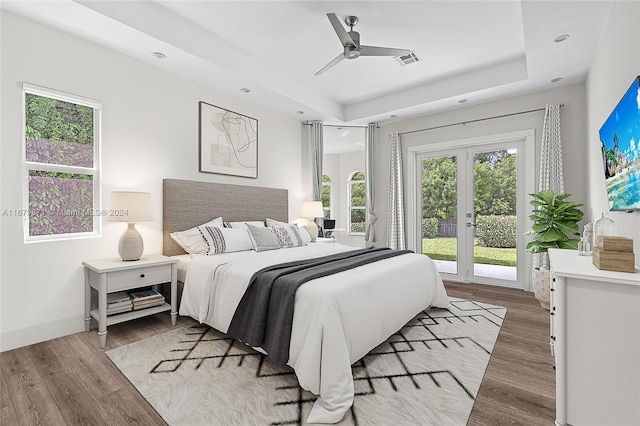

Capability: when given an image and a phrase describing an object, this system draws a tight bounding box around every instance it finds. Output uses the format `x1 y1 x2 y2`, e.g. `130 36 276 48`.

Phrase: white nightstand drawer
107 264 172 291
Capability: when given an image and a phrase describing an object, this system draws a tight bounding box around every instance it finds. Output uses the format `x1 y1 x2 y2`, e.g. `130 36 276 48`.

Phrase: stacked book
107 291 133 316
129 289 165 311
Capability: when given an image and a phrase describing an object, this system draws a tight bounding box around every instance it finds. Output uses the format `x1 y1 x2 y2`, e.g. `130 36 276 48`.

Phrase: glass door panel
420 154 459 276
471 148 518 283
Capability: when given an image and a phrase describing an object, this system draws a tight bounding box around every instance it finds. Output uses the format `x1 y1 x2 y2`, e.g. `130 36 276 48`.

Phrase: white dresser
548 248 640 426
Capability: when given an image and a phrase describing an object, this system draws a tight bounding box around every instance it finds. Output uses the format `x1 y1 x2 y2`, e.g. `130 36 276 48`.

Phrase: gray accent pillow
246 224 282 252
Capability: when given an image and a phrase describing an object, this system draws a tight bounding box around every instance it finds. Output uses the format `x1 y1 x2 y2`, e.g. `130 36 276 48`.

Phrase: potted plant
525 190 584 309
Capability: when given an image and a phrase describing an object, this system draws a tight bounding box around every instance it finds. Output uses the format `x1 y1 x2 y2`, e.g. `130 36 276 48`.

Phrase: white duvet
179 243 450 424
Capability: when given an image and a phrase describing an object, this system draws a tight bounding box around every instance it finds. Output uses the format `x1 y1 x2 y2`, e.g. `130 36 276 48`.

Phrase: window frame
321 174 333 220
22 83 102 242
347 171 366 235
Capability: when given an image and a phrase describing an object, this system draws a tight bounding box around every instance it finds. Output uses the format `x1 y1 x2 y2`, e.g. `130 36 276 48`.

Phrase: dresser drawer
107 264 172 291
549 273 556 358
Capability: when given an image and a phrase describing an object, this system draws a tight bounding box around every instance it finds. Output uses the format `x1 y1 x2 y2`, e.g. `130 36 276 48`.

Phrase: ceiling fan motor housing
344 46 360 59
345 31 361 58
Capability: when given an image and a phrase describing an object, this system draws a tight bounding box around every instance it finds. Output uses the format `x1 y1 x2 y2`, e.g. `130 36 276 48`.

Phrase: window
23 84 101 241
321 174 332 219
348 171 366 234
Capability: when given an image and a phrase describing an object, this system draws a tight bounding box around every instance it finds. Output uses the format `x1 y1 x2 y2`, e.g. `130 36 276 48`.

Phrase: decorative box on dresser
548 248 640 426
83 254 178 348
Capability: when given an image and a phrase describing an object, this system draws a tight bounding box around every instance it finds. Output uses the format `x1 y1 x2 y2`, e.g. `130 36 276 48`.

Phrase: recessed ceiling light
554 34 570 43
240 88 250 93
551 77 564 83
459 99 468 104
152 52 166 59
296 110 304 115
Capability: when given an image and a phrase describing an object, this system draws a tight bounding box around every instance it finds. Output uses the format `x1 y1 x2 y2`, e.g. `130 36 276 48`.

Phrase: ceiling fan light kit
316 13 412 75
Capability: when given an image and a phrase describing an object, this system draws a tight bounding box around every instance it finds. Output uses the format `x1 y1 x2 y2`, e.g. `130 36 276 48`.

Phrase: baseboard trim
1 314 85 352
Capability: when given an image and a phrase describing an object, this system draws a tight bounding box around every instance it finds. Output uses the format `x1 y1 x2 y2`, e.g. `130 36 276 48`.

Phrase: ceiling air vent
395 51 420 66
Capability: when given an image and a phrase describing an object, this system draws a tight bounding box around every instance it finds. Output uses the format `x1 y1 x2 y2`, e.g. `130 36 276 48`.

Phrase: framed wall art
199 101 258 178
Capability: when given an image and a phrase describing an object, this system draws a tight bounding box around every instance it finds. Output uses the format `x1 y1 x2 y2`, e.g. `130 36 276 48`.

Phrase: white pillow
246 224 281 252
228 221 266 230
265 218 287 227
297 226 314 243
200 226 253 255
170 217 224 254
271 224 305 248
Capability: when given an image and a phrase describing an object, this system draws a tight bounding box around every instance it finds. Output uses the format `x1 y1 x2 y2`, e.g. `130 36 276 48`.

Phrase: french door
408 131 534 290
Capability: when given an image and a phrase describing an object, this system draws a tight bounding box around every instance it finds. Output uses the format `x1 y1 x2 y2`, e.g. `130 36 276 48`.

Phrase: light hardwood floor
445 281 556 425
1 281 555 425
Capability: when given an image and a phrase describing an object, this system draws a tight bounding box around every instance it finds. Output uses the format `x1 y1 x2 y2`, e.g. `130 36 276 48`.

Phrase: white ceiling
2 0 611 127
324 126 367 155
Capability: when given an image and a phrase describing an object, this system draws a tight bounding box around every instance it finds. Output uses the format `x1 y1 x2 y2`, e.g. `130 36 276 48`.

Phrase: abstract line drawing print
199 101 258 178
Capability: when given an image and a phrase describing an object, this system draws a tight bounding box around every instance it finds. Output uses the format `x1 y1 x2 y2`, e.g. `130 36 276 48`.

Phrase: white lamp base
305 219 319 239
119 223 143 261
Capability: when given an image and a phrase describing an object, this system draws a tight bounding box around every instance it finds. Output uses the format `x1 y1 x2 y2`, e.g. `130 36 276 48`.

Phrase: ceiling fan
315 13 412 75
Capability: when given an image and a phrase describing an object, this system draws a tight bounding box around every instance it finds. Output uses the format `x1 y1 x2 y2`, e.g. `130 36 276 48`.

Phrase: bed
163 179 450 424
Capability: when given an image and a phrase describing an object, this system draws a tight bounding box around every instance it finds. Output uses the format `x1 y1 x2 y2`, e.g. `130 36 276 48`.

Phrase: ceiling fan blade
315 53 346 76
360 45 411 57
327 13 356 47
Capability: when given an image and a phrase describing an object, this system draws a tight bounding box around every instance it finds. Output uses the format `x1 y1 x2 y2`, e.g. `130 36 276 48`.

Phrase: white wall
375 83 588 257
586 1 640 265
0 12 309 351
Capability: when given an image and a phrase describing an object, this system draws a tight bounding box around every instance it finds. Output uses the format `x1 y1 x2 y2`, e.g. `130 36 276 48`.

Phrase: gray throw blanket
226 247 413 364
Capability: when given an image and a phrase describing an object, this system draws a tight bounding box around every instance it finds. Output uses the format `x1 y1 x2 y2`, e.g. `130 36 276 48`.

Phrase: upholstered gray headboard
163 179 288 256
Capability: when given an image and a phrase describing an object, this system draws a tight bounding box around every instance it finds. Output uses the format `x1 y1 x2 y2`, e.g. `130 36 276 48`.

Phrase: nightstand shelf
90 303 171 326
83 254 178 348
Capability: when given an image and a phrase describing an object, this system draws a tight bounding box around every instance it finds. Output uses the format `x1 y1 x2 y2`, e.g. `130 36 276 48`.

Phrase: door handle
466 223 477 227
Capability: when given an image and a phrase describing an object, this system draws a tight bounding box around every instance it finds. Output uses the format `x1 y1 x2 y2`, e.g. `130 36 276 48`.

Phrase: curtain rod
302 122 378 128
398 104 564 137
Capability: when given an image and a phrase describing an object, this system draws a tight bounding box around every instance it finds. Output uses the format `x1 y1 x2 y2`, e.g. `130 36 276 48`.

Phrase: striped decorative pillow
169 217 224 254
199 226 253 255
271 224 305 248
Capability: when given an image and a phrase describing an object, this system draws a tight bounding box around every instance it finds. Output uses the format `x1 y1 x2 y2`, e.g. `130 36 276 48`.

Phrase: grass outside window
422 238 516 267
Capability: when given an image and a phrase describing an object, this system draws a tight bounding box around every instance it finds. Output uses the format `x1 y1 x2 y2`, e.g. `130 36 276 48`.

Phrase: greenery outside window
321 174 332 219
348 171 366 234
23 83 101 242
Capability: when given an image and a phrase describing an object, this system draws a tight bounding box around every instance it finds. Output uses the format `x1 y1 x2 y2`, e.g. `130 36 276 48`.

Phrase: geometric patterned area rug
106 298 506 425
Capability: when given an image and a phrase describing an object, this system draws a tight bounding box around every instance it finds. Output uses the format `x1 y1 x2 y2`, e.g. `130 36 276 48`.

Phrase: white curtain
536 103 564 268
539 103 564 195
387 132 405 250
310 121 323 202
364 123 377 247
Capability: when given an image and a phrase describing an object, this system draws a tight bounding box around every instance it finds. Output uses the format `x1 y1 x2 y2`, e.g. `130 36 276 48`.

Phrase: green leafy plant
525 190 584 255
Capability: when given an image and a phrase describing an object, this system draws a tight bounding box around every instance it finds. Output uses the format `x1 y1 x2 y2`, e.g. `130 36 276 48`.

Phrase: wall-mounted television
598 75 640 211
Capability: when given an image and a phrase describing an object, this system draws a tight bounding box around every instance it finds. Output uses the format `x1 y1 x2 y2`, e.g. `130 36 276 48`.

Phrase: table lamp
300 201 324 239
109 191 154 261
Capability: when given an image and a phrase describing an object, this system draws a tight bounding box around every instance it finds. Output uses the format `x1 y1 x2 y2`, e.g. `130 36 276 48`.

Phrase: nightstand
315 237 336 243
83 254 178 348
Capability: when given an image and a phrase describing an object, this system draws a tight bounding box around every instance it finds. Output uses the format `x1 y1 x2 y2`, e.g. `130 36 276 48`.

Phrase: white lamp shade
300 201 324 218
108 191 154 223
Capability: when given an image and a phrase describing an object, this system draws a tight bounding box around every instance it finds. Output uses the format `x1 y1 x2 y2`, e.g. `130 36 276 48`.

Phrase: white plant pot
532 267 551 310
